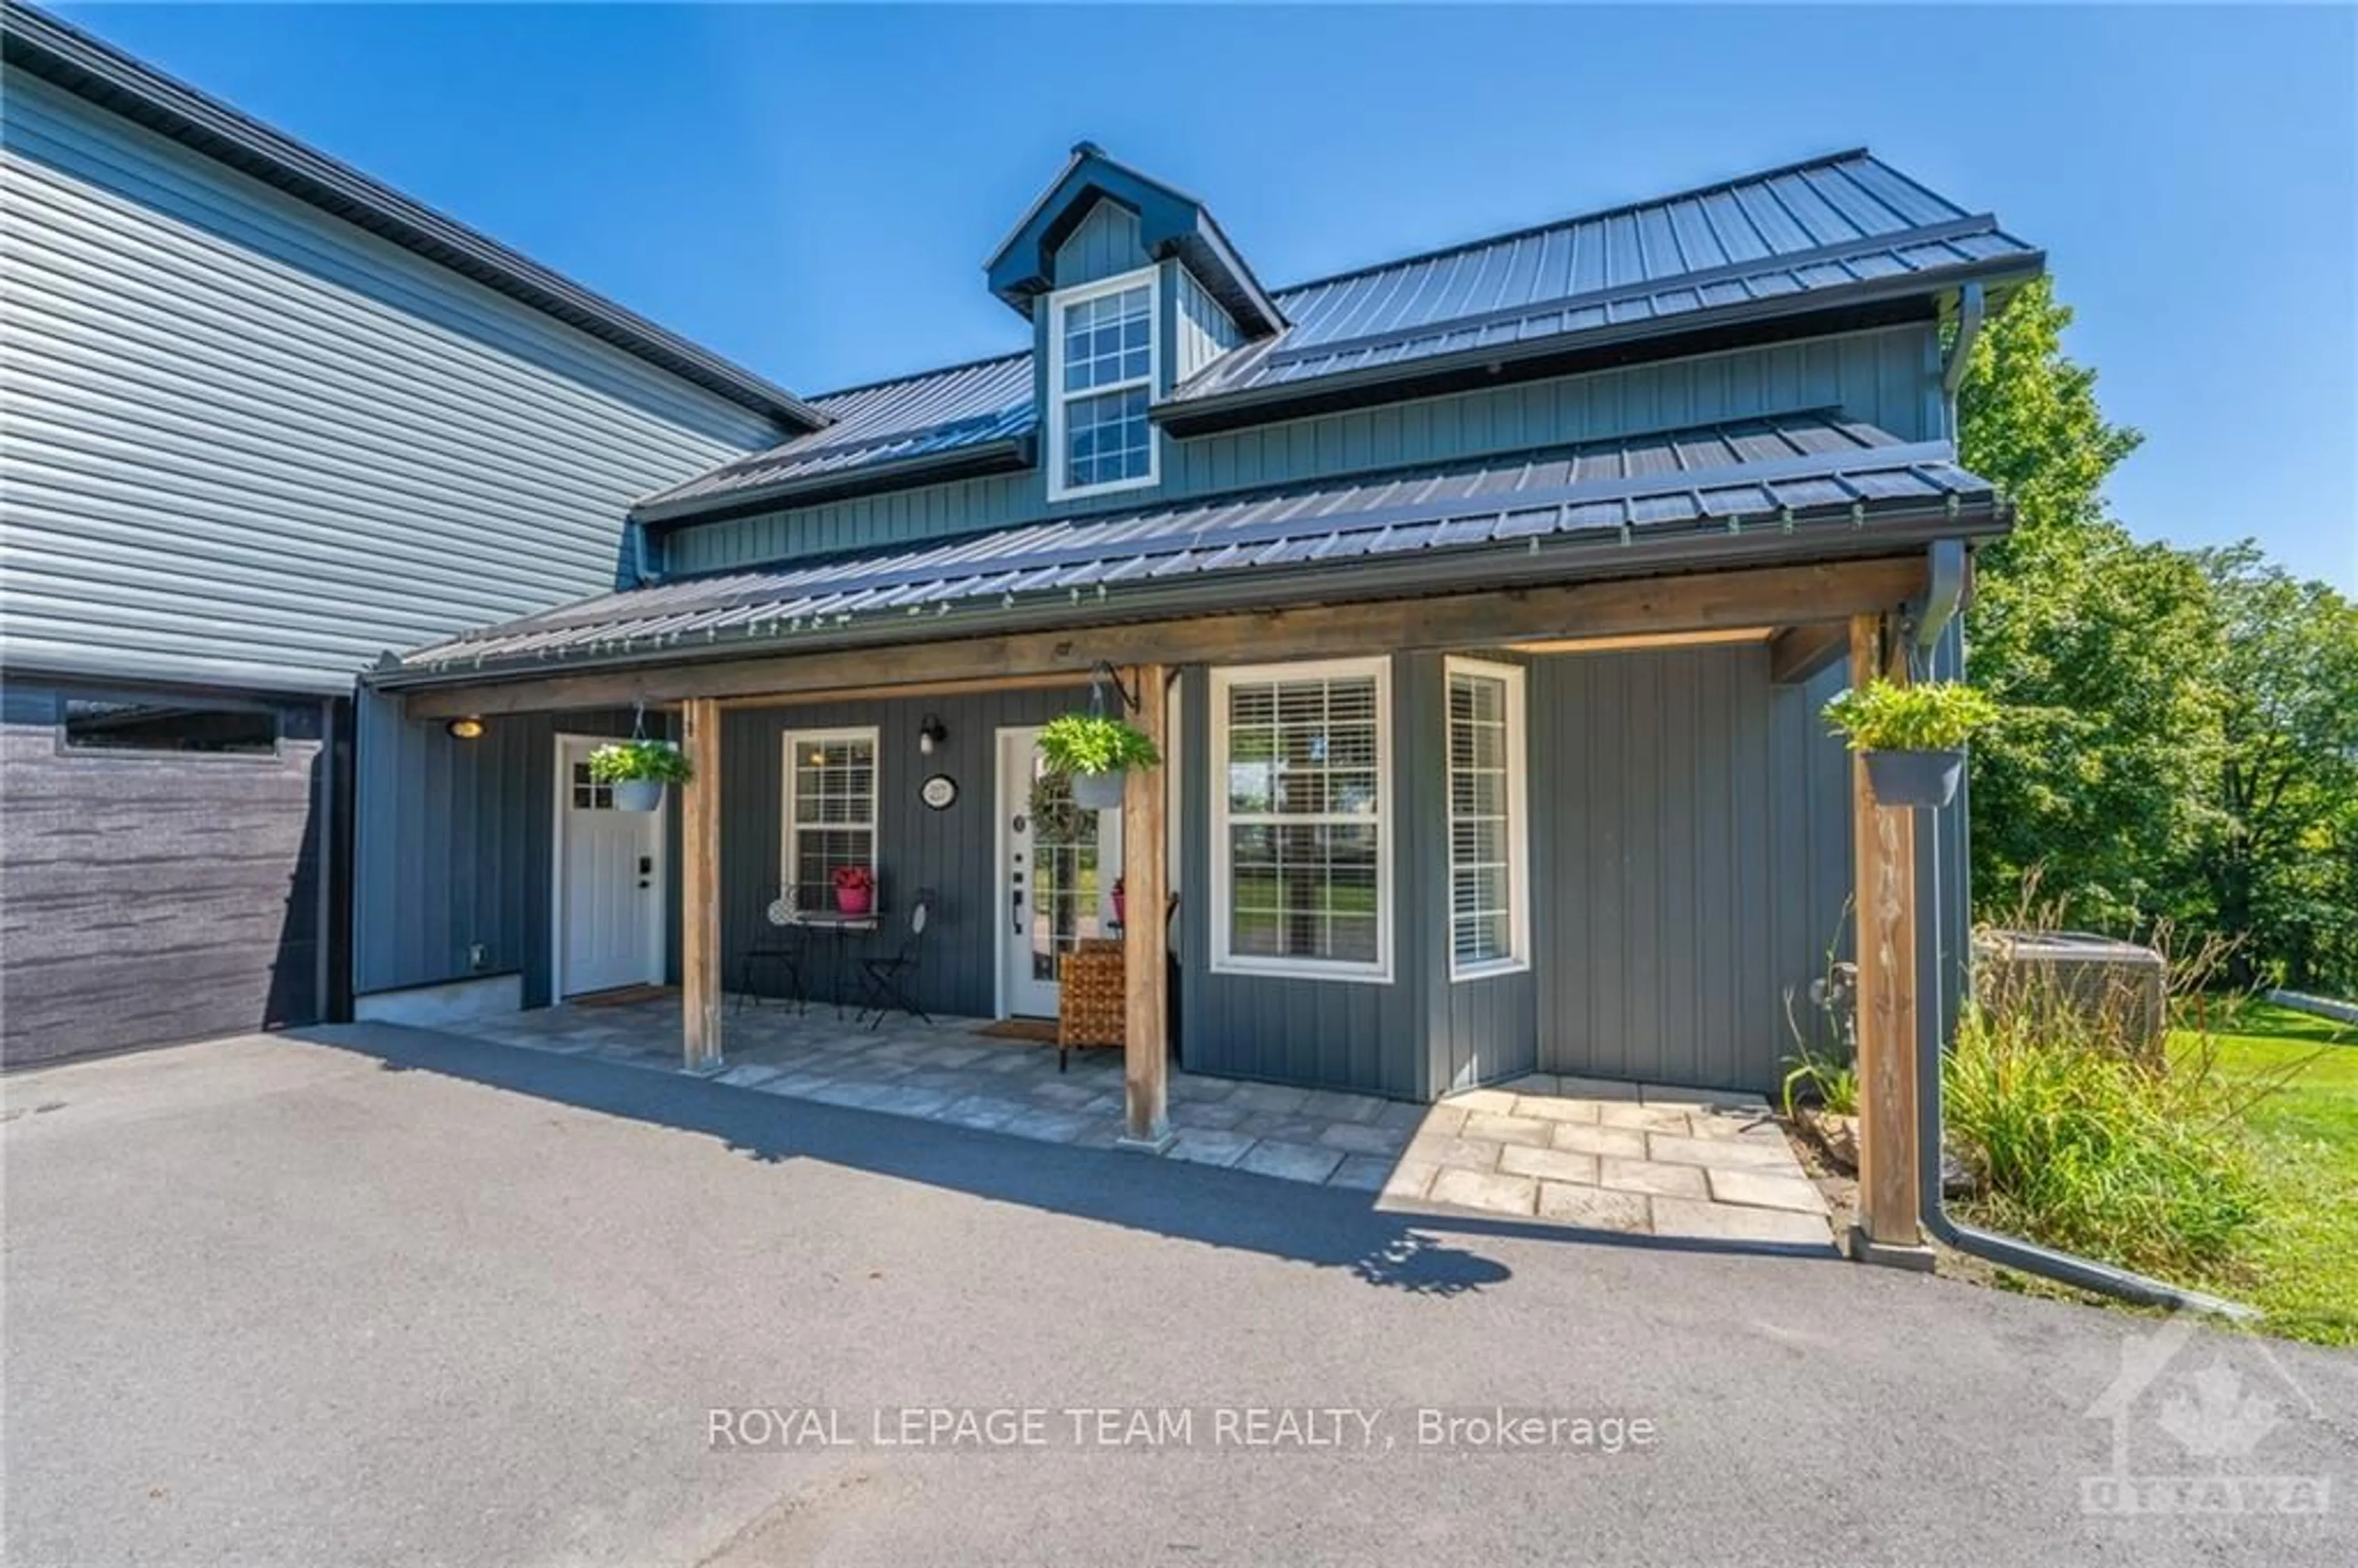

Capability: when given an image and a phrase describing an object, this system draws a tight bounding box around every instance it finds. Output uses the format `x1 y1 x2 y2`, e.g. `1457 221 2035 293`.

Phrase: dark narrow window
61 696 279 756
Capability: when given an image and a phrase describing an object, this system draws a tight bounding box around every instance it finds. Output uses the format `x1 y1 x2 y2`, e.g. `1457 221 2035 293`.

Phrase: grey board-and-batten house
375 137 2044 1148
0 2 822 1064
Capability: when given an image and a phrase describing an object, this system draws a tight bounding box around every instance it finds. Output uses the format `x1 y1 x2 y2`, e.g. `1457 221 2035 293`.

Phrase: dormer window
1046 266 1158 501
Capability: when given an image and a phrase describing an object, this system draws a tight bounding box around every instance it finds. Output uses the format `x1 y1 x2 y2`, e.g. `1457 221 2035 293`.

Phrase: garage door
1 682 327 1066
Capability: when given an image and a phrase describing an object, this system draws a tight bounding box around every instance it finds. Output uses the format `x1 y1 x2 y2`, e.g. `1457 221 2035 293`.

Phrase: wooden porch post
1847 615 1929 1265
1120 664 1174 1151
680 696 723 1073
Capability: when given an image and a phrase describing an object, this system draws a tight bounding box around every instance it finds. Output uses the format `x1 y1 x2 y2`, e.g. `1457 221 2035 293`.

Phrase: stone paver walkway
455 998 1832 1250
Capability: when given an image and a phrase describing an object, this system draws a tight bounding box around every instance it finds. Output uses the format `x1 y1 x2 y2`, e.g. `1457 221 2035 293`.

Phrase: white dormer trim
1044 263 1161 503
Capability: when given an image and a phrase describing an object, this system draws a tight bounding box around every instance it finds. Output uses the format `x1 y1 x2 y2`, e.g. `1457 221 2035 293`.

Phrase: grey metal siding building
0 4 809 1062
375 141 2038 1105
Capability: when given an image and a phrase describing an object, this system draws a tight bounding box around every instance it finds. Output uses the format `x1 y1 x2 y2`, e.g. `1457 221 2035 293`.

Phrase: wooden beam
1120 666 1173 1151
400 556 1928 719
1505 627 1772 655
680 696 723 1073
1848 615 1925 1260
1769 622 1848 685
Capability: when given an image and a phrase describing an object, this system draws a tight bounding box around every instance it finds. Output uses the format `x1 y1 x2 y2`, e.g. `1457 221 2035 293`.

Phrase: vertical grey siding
1051 199 1147 288
1177 662 1427 1100
664 325 1939 575
0 68 780 696
718 685 1084 1019
1173 265 1243 386
351 690 639 1006
1 680 325 1062
1531 645 1851 1093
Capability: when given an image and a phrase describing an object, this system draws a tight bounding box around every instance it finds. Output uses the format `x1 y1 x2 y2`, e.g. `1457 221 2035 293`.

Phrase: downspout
1939 282 1985 443
1903 548 2255 1319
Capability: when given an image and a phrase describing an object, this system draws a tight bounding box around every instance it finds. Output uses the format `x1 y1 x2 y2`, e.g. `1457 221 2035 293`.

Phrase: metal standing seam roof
0 0 826 433
634 354 1035 516
1176 149 2035 403
638 149 2039 516
391 410 2002 680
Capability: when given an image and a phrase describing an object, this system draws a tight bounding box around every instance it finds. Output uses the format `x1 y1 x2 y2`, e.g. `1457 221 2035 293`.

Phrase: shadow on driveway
295 1021 1842 1297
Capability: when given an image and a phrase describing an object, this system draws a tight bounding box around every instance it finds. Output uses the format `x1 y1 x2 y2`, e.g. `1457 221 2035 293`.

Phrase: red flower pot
835 885 873 917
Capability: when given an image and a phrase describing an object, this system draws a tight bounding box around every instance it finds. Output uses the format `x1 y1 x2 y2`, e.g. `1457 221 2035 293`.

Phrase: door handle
1011 886 1023 935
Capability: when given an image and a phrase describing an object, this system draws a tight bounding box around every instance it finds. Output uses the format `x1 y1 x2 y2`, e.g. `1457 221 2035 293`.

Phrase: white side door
555 735 665 998
997 728 1122 1019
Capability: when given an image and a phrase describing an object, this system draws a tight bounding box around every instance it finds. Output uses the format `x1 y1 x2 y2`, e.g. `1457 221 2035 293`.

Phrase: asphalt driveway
5 1023 2352 1567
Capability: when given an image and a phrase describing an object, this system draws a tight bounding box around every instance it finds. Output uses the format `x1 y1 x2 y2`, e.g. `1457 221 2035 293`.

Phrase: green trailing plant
585 739 692 786
1823 680 1998 753
1037 712 1161 776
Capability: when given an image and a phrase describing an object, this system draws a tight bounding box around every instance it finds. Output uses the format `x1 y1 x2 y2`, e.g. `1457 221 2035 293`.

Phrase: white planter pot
612 778 666 812
1069 769 1126 812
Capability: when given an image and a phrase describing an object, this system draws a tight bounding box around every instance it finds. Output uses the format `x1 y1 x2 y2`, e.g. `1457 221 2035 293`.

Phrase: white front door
998 727 1122 1019
556 735 665 998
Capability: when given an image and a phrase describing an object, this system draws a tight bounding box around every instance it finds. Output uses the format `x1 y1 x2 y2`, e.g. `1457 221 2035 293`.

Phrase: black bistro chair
734 890 807 1013
855 888 934 1029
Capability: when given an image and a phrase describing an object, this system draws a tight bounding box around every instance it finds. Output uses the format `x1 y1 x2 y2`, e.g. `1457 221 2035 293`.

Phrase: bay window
1210 658 1391 981
1445 658 1528 977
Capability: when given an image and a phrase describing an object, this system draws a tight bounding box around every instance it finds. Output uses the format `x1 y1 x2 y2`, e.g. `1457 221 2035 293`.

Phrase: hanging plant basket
1861 748 1965 810
1823 680 1996 813
1037 711 1159 817
586 738 691 812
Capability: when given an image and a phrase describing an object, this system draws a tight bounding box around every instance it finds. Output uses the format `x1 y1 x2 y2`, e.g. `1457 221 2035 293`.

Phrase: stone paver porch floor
457 996 1834 1249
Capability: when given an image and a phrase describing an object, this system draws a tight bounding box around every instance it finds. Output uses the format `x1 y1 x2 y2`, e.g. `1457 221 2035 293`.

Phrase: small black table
782 908 881 1020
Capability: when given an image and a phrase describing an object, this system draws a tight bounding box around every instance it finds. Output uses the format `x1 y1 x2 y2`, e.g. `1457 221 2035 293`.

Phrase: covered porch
383 556 1955 1258
372 407 2001 1260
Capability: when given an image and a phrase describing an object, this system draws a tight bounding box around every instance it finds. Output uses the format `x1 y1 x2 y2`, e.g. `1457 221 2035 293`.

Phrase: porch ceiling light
446 716 486 740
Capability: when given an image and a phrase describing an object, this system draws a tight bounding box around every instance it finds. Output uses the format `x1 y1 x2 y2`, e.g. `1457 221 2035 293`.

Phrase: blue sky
54 3 2357 590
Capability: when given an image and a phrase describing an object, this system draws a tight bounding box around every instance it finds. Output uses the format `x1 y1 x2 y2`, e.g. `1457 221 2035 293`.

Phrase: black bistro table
782 906 882 1020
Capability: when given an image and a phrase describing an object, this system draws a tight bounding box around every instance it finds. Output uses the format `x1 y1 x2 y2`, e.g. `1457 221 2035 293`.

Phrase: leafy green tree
1958 279 2358 993
1957 280 2206 930
2191 548 2358 987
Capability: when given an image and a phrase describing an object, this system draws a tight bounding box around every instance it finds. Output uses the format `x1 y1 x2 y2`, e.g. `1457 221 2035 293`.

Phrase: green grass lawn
2176 998 2358 1345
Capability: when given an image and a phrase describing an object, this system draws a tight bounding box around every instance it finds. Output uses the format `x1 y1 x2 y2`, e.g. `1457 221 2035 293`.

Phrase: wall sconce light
918 713 947 755
446 716 486 740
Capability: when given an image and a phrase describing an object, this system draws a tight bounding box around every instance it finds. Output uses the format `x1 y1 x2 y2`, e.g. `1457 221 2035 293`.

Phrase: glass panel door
1000 729 1122 1017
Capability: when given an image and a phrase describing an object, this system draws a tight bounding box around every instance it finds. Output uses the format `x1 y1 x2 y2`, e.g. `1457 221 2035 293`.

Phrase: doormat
570 984 676 1007
973 1018 1058 1044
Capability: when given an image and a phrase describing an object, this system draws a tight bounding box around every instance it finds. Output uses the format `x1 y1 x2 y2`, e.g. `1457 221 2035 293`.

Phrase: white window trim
1208 656 1393 984
1044 263 1161 503
1444 656 1531 982
780 726 881 898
